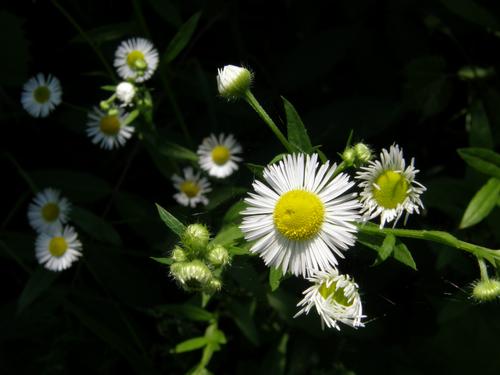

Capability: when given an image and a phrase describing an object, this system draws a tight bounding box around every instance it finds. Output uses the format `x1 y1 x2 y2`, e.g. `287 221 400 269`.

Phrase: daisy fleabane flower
114 38 159 82
197 133 243 178
295 269 364 330
21 73 62 118
86 107 134 150
35 226 82 272
356 144 426 228
240 153 361 277
172 167 212 207
216 65 253 99
28 188 70 233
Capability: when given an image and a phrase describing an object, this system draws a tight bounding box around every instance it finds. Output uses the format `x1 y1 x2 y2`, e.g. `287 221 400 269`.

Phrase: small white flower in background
35 226 82 272
86 107 134 150
295 269 364 330
197 133 243 178
114 38 159 82
21 73 62 118
28 188 70 234
216 65 253 99
356 144 426 228
240 153 361 277
115 82 136 106
172 167 212 208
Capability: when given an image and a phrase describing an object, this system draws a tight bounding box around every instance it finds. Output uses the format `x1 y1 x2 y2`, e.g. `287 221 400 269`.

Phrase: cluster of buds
341 142 373 168
170 224 230 293
100 81 139 113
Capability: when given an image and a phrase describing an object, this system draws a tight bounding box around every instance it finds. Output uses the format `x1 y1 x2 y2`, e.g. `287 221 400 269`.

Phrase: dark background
1 0 500 374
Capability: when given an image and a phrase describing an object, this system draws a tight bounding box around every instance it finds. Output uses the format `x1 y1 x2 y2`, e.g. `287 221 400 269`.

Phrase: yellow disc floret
180 181 200 198
372 170 408 209
127 50 146 69
211 146 230 165
41 203 60 222
273 190 325 241
99 115 121 135
33 86 50 103
49 236 68 257
319 281 352 306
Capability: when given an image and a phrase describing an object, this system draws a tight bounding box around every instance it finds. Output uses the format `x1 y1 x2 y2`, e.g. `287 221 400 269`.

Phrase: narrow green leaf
246 163 264 177
101 85 116 91
460 178 500 229
228 246 250 256
282 97 313 153
223 200 247 224
150 257 174 266
467 99 494 149
155 203 186 237
18 267 58 312
211 225 244 247
392 242 417 270
269 267 283 292
164 12 201 64
175 337 208 353
458 148 500 179
123 109 140 126
71 206 122 246
372 234 396 266
148 303 214 321
156 140 198 162
205 186 247 210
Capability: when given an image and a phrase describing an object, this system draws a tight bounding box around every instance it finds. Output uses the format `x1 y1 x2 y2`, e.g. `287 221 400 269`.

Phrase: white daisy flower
172 167 212 208
216 65 253 99
114 38 159 83
240 153 361 277
197 133 243 178
21 73 62 118
86 107 134 150
35 226 82 272
356 144 426 228
295 269 364 330
115 81 136 106
28 188 70 234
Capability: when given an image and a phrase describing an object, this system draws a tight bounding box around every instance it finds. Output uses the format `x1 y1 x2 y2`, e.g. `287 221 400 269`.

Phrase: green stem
51 0 116 80
358 224 500 263
244 91 293 152
333 161 348 177
478 257 490 281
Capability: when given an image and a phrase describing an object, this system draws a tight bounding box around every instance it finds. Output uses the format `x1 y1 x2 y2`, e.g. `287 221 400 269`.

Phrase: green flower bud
182 224 210 254
354 143 372 164
217 65 253 99
171 260 213 292
107 108 119 117
472 278 500 302
171 245 188 262
134 58 147 71
100 100 110 111
206 244 230 268
207 278 222 293
341 148 356 166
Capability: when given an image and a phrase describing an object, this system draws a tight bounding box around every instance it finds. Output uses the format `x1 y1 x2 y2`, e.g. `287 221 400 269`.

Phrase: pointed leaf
155 203 186 237
175 337 208 353
457 148 500 179
269 267 283 292
18 267 58 312
164 12 201 64
282 97 313 153
467 99 494 149
392 242 417 270
460 178 500 229
372 234 396 266
150 257 174 266
71 206 121 246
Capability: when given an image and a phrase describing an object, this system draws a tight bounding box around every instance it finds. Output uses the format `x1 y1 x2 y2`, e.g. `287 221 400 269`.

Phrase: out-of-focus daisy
115 81 136 106
114 38 159 82
86 107 134 150
216 65 253 99
295 269 364 330
35 226 82 272
21 73 62 118
28 188 70 234
172 167 212 208
197 133 242 178
356 144 426 228
240 153 361 277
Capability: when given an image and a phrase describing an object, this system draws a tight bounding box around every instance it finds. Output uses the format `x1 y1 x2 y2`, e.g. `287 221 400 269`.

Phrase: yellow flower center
180 181 200 198
41 203 60 222
49 236 68 257
273 190 324 241
127 50 146 69
372 170 409 209
33 86 50 103
211 146 231 165
99 115 121 135
319 281 353 306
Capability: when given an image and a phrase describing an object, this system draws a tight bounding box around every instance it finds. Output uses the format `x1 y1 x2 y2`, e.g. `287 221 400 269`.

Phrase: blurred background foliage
1 0 500 374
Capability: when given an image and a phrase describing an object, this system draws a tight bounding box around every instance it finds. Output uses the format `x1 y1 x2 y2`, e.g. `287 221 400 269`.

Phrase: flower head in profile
172 167 211 208
28 188 70 233
114 38 159 82
295 269 364 330
240 153 361 277
216 65 253 99
21 73 62 118
35 226 82 272
197 133 243 178
356 144 426 228
86 107 134 150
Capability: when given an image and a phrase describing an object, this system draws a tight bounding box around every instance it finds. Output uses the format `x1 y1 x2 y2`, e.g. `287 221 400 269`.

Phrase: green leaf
223 201 247 224
70 22 137 45
228 245 251 256
155 203 186 237
70 206 121 246
457 148 500 179
211 225 244 247
467 99 494 149
175 337 208 353
18 267 58 312
460 178 500 229
282 97 313 153
163 12 201 64
392 242 417 270
440 0 498 29
150 257 174 265
372 234 396 266
229 300 260 346
123 109 140 126
101 85 116 91
156 140 198 162
269 267 283 292
205 187 247 210
148 303 214 321
246 163 265 177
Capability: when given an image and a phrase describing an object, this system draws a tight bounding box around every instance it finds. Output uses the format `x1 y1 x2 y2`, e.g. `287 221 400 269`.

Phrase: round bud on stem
182 224 210 255
171 245 188 263
206 245 230 268
354 143 372 164
216 65 253 99
171 260 213 292
472 278 500 302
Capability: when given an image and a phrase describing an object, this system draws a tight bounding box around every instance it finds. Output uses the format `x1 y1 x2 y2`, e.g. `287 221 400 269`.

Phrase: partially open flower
216 65 253 99
115 82 136 106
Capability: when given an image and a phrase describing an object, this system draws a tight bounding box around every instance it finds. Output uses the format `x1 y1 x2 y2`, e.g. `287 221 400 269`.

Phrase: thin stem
478 257 490 281
333 161 348 178
358 223 500 263
4 152 38 193
51 0 116 80
244 91 293 152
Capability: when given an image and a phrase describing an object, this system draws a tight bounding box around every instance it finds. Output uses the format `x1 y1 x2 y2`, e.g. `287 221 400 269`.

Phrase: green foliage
163 12 201 64
457 147 500 179
460 178 500 229
283 97 314 153
18 268 58 312
156 203 186 237
71 206 122 246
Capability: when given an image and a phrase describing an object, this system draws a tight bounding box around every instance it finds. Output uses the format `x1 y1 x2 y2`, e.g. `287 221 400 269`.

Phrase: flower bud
107 108 119 117
171 260 213 291
182 224 210 254
207 278 222 293
206 244 230 268
216 65 253 99
100 100 110 111
116 82 136 106
354 143 372 164
341 147 356 166
472 278 500 302
171 245 188 263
